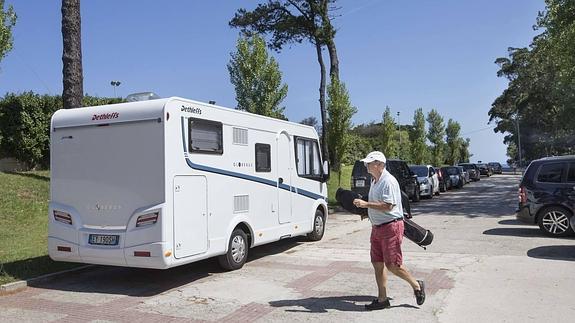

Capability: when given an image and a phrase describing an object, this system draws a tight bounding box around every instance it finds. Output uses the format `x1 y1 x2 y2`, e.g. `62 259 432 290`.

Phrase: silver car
409 165 440 198
457 166 470 184
444 166 464 188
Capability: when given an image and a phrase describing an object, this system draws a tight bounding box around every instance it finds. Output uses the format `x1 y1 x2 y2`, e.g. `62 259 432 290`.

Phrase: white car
409 165 440 198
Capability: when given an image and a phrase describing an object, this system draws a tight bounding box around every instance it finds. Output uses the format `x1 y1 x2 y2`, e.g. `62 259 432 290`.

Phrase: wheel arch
535 203 573 223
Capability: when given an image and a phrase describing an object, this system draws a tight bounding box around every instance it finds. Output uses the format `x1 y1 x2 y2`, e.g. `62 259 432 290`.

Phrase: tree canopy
0 0 16 66
489 0 575 164
230 0 341 164
228 34 288 119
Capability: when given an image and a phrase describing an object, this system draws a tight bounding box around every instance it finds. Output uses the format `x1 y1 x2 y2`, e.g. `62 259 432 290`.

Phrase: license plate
356 180 365 187
89 234 119 246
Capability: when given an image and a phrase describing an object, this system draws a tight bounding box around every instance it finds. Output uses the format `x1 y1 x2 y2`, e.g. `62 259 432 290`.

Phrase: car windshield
445 167 459 175
410 166 428 177
460 164 474 170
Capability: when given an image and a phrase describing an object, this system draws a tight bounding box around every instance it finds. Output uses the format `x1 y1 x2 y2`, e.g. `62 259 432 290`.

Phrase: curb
0 265 93 295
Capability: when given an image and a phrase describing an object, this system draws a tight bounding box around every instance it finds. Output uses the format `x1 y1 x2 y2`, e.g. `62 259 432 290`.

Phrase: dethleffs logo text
181 105 202 114
92 112 119 121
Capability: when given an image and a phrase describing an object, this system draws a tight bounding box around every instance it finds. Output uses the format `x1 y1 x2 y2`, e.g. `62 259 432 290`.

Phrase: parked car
351 159 420 202
443 166 464 189
409 165 440 198
517 155 575 237
458 166 470 184
488 162 503 174
458 163 480 181
477 163 492 177
437 167 451 192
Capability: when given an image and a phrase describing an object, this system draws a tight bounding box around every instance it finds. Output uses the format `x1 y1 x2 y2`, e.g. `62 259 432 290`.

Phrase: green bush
0 92 60 168
0 92 124 169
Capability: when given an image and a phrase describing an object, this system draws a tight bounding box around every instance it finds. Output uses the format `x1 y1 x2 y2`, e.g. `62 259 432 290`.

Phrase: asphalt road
1 174 574 322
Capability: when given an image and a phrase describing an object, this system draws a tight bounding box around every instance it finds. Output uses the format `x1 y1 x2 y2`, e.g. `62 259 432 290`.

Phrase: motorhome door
277 132 292 224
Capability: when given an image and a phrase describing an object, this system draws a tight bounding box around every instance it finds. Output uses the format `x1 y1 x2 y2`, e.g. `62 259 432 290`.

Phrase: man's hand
353 198 368 208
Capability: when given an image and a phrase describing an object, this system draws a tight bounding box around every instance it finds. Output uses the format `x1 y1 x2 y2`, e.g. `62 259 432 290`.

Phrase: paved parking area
1 175 574 322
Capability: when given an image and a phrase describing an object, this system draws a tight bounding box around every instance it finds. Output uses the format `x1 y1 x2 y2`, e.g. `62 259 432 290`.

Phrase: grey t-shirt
368 169 404 225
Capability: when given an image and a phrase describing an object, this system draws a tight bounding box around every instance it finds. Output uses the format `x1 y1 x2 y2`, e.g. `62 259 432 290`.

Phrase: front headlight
422 178 429 185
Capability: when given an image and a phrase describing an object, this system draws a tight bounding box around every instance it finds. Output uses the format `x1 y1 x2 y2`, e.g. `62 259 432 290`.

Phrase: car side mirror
322 160 330 182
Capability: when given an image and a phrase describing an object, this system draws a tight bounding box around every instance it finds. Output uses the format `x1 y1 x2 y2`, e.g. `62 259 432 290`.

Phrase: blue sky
0 0 545 163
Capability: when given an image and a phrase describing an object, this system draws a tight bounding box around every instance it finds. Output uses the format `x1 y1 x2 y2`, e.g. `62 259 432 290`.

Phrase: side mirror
322 160 330 182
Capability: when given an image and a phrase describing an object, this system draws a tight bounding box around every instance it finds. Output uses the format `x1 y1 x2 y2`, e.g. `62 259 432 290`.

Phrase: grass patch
327 164 353 205
0 171 80 285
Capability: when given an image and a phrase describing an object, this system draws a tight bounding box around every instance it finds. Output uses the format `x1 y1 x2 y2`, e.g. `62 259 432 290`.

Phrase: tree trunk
315 41 329 166
326 39 339 79
62 0 83 109
319 0 339 80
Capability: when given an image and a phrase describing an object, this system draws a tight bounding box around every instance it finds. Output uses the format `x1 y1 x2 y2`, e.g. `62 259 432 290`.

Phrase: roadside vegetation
327 164 352 205
0 171 80 285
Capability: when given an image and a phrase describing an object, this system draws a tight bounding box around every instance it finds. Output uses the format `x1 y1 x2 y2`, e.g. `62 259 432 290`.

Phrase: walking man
353 151 425 310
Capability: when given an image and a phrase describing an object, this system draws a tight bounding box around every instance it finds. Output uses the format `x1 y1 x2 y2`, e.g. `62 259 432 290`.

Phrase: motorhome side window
295 138 322 179
188 118 223 154
255 143 271 172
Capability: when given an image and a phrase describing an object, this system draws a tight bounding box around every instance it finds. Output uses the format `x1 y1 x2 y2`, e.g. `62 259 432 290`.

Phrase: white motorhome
48 97 329 270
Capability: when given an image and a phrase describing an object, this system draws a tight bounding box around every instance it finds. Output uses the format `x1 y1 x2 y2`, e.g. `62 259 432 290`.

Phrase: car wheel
428 185 433 199
412 187 420 202
307 209 325 241
218 228 249 271
537 206 574 237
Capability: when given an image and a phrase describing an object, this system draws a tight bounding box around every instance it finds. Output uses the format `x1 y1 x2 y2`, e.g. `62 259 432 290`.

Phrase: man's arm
353 199 394 212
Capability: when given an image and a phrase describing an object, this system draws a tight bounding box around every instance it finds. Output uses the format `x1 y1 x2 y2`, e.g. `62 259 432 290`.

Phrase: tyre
412 187 420 202
307 209 325 241
537 206 574 237
428 185 433 199
218 228 248 271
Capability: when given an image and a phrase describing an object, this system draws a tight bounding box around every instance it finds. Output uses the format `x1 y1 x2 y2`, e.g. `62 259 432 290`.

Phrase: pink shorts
370 220 404 266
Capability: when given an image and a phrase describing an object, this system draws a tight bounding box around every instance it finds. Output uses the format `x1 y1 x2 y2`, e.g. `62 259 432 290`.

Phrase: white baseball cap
360 151 386 164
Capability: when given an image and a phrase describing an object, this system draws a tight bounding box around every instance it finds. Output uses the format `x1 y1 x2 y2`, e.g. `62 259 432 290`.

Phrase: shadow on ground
527 245 575 262
22 237 303 297
410 175 519 218
498 219 527 226
269 295 418 313
482 227 544 238
1 256 83 285
5 171 50 182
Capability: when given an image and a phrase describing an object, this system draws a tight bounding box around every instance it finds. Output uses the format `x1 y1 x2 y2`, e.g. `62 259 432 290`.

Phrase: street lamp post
397 111 401 159
515 114 522 169
110 80 121 97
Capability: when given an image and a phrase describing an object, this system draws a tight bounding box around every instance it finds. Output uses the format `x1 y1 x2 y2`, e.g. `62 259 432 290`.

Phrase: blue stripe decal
184 158 325 201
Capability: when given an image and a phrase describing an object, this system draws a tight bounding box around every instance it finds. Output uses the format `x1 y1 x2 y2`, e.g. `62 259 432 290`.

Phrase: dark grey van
351 159 420 202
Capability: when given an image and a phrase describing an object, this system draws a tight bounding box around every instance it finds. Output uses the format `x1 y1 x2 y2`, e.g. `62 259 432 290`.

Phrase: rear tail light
518 186 527 204
54 210 73 225
134 251 151 257
136 212 159 227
